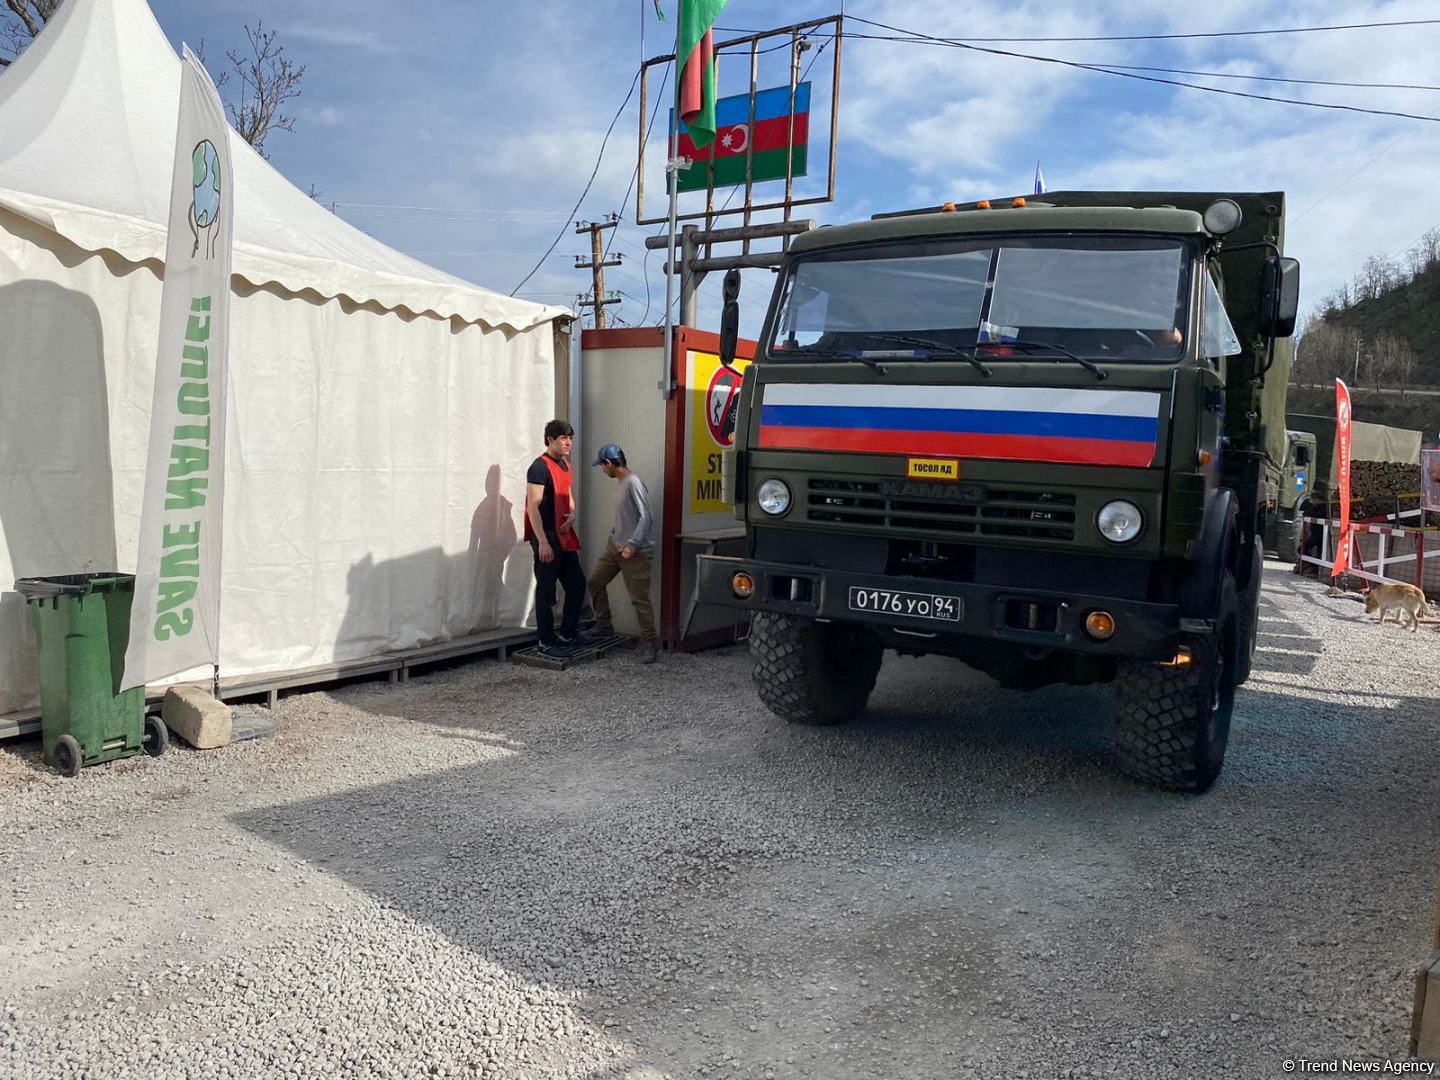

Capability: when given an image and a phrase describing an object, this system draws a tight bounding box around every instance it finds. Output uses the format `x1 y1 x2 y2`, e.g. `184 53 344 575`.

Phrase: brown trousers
587 537 656 641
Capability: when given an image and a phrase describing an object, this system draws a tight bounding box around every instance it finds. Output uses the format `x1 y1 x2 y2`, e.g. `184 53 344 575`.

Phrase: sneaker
538 641 578 659
556 630 601 648
594 623 616 639
639 642 659 664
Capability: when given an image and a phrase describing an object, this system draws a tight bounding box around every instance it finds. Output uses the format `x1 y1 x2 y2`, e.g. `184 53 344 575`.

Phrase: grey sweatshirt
611 473 655 553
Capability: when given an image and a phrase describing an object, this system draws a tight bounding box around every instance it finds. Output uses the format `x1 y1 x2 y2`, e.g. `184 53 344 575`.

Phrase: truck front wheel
748 613 883 726
1112 575 1239 793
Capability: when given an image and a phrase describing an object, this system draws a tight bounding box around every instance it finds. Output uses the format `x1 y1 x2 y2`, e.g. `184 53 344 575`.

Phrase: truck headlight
1097 500 1144 544
757 478 792 516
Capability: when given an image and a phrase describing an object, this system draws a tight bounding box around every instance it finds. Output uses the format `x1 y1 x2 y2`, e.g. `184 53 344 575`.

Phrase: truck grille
806 478 1078 542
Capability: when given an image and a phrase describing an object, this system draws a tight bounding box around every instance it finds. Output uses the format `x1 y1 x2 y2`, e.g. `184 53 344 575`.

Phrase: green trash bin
14 573 168 777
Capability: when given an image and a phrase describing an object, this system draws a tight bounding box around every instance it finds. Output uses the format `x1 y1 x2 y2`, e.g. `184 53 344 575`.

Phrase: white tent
0 0 566 714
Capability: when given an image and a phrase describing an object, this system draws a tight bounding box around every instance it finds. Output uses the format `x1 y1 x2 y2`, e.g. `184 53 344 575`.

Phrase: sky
102 0 1440 333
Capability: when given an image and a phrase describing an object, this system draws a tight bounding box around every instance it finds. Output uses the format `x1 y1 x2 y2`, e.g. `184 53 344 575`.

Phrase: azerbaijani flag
677 0 730 149
676 83 811 193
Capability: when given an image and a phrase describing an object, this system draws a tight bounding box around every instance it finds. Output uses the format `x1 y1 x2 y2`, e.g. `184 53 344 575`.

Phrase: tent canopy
0 0 564 333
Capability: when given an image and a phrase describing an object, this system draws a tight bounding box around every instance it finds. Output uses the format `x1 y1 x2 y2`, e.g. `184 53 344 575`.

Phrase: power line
1291 117 1434 224
602 61 670 265
709 27 1440 94
510 66 642 296
717 17 1440 44
1096 64 1440 93
848 16 1440 125
335 204 567 218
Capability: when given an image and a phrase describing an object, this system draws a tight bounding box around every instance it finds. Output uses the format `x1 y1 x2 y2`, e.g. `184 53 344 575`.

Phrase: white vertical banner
123 45 233 692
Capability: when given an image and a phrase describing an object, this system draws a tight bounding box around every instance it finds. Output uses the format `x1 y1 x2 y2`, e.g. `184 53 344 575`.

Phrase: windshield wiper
783 345 890 375
1001 340 1108 381
863 333 992 377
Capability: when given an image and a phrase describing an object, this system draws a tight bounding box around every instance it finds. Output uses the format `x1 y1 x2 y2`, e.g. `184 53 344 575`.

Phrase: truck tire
748 613 883 726
1113 575 1238 794
1235 544 1263 686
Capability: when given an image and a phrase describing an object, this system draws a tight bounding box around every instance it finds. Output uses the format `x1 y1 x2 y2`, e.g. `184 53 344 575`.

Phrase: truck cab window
769 236 1191 363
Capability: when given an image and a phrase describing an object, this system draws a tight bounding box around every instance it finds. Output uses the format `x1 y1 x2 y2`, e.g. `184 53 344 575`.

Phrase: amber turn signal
1158 646 1193 668
731 572 755 599
1084 611 1116 641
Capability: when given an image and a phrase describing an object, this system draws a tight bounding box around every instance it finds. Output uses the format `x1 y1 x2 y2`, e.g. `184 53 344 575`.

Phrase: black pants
532 542 586 644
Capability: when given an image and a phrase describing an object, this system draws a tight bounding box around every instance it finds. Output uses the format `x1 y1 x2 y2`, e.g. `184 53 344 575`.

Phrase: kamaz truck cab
1265 430 1317 562
698 191 1300 793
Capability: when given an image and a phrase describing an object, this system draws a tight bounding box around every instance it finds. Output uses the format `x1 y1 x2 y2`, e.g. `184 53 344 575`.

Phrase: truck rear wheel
1113 575 1238 794
748 613 883 726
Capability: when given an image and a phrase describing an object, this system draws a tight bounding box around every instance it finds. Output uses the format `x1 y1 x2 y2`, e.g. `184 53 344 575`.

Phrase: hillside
1325 264 1440 386
1286 385 1436 435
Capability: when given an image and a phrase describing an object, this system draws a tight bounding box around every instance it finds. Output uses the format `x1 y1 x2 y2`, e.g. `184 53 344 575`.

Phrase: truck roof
791 204 1205 254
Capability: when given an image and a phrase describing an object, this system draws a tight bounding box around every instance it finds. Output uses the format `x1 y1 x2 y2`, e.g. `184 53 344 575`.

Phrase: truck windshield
769 236 1191 363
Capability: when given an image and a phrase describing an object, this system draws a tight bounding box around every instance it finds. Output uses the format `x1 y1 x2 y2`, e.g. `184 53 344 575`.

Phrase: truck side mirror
719 269 741 369
1259 256 1300 338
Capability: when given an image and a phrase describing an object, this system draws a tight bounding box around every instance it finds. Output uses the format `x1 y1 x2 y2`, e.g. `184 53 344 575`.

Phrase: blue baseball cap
593 443 625 466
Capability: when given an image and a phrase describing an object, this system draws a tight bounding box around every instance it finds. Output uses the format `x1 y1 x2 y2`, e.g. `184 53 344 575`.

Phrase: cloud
302 105 343 127
284 23 386 52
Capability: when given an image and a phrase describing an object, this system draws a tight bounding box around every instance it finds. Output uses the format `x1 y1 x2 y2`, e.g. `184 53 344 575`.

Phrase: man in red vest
524 420 587 656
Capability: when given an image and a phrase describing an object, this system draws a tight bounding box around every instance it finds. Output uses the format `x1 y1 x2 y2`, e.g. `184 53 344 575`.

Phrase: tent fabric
0 0 564 334
0 0 560 714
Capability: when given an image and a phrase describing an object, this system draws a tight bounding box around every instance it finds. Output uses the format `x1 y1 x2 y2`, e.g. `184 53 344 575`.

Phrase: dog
1364 582 1436 631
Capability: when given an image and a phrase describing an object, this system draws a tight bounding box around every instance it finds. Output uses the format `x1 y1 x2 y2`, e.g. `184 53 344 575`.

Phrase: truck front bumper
697 555 1183 660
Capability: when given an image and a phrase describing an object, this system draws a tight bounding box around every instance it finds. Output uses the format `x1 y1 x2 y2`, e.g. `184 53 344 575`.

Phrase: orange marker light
1198 449 1213 467
976 199 991 210
1012 197 1027 208
942 201 957 211
1084 611 1116 641
731 572 755 599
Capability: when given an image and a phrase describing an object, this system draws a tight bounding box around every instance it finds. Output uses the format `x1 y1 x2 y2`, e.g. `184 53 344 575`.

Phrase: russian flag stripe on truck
757 384 1162 468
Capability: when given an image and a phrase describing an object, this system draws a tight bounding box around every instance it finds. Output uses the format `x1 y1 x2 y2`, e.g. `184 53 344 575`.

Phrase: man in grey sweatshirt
588 443 659 663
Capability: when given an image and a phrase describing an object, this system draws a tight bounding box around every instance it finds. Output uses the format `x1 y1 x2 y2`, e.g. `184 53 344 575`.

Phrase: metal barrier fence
1299 509 1440 593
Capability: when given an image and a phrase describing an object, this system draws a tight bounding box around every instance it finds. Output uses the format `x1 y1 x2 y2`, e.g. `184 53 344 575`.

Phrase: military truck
698 191 1300 793
1264 429 1318 563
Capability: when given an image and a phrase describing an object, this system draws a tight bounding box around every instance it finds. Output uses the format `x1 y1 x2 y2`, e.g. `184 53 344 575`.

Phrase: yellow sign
689 350 751 515
906 457 960 481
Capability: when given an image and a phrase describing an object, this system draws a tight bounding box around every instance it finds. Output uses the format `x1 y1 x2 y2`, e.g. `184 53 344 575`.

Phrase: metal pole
660 13 682 399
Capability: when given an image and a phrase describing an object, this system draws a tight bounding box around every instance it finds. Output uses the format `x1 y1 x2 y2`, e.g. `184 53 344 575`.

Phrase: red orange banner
1331 379 1353 578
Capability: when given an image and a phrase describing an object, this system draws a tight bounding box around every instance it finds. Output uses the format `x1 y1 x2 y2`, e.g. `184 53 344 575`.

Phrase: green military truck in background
1263 429 1318 563
699 191 1300 793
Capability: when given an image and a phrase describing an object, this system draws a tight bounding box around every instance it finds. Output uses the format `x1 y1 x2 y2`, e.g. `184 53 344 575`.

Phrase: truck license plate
847 587 961 623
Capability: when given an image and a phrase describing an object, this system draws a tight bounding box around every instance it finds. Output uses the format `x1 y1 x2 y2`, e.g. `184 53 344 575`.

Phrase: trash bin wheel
54 734 82 778
142 715 169 758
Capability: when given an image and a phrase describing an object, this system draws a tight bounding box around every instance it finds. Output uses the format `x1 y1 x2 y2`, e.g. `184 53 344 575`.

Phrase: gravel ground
2 562 1438 1079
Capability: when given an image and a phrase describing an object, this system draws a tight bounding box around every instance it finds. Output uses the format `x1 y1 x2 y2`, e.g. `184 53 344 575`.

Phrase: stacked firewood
1351 460 1422 518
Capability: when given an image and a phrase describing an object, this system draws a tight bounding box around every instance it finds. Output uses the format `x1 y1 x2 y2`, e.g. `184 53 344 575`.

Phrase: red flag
1331 379 1353 578
679 29 714 141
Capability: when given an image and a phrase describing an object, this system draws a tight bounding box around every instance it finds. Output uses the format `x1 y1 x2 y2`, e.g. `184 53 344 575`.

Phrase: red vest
525 454 581 551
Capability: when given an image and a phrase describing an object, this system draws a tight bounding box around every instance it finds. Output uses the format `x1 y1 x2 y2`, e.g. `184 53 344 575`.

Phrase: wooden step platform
511 633 632 671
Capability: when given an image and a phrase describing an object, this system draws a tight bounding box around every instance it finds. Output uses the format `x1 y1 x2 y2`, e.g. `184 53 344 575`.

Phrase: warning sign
689 350 750 516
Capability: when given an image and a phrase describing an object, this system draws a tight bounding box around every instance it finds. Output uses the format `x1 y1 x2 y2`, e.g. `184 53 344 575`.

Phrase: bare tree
1394 338 1419 399
1366 332 1395 394
1354 254 1401 303
224 22 305 159
3 5 306 159
1 0 59 64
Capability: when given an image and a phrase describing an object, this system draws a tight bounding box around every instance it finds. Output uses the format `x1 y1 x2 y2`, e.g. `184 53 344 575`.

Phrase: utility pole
575 215 623 329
